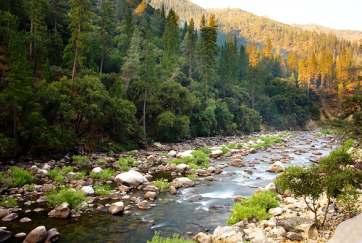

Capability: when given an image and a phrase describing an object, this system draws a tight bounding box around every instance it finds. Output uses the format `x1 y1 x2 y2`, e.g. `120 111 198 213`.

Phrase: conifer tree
182 18 197 79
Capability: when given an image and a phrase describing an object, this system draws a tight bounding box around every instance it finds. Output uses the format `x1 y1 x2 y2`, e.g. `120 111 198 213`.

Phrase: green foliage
154 179 170 192
117 156 136 171
72 155 90 168
47 188 86 208
48 166 74 183
0 197 17 208
337 185 360 217
228 191 279 224
171 150 210 169
148 233 195 243
94 184 112 196
90 168 115 180
252 134 283 150
4 167 34 187
156 111 190 142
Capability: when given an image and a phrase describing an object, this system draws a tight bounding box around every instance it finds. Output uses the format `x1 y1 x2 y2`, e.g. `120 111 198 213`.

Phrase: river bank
0 130 339 243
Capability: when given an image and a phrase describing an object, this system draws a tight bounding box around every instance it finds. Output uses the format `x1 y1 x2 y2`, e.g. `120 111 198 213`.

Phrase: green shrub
171 150 210 169
147 233 195 243
154 179 170 192
90 168 115 180
94 184 112 196
8 167 34 187
252 134 283 150
117 156 136 171
47 188 86 208
48 166 74 183
227 191 279 225
0 197 17 208
72 155 90 168
221 145 230 155
337 185 360 218
156 111 191 142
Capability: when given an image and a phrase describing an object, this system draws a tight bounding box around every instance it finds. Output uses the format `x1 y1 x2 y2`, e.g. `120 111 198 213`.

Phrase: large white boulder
329 214 362 243
81 185 95 195
177 150 194 158
212 226 244 243
267 162 284 173
114 170 148 186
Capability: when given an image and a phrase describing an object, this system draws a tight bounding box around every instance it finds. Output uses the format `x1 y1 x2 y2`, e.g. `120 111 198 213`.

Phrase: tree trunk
142 89 147 142
99 51 104 75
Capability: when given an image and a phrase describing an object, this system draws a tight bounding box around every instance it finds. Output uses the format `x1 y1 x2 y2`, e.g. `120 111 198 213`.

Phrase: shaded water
5 131 338 243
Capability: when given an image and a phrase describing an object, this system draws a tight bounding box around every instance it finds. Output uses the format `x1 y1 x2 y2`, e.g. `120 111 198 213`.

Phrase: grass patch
148 233 195 243
117 156 136 171
228 191 279 225
154 179 170 192
48 166 74 183
251 134 283 150
0 197 17 208
47 188 86 208
94 184 112 196
171 150 210 169
90 168 115 180
221 145 231 155
72 155 90 168
1 167 34 187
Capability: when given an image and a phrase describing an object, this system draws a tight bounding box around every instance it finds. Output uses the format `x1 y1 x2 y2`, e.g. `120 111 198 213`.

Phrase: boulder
193 232 212 243
176 163 189 172
0 208 9 219
267 162 284 173
328 214 362 243
286 232 303 241
144 191 157 200
167 150 177 157
137 200 151 210
23 226 47 243
212 226 243 243
177 150 194 158
45 228 60 243
19 217 32 223
211 149 223 158
244 227 268 243
170 186 177 194
48 202 70 219
108 201 124 215
91 167 103 174
81 185 94 195
114 170 148 186
268 207 283 216
15 232 26 238
1 212 18 222
171 177 194 189
0 228 11 242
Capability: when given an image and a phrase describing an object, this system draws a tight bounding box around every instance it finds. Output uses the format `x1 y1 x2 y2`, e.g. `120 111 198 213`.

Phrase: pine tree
121 28 141 95
182 18 197 79
263 38 273 59
68 0 92 81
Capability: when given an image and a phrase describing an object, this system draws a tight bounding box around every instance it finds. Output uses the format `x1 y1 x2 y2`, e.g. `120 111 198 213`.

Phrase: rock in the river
171 177 194 189
137 200 151 210
108 201 124 215
91 167 103 174
193 232 212 243
19 217 32 223
0 228 12 242
176 163 189 172
45 228 60 243
144 191 157 200
114 170 148 186
170 186 177 194
81 185 94 195
212 226 244 243
48 202 70 219
24 226 47 243
328 214 362 243
2 212 18 222
15 232 26 238
267 162 284 173
0 208 9 219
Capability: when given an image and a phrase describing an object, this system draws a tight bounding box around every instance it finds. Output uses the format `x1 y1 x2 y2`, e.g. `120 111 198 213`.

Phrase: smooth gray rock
328 214 362 243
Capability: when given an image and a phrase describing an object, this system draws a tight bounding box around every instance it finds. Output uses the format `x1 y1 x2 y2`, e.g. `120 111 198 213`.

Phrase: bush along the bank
0 166 34 188
46 188 86 209
147 232 195 243
171 150 210 169
228 190 280 225
275 140 362 227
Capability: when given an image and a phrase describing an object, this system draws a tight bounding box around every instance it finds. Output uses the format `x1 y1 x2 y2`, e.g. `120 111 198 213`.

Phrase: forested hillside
150 0 361 98
0 0 358 159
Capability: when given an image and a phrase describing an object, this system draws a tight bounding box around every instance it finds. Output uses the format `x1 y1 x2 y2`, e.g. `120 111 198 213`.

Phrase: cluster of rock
0 225 59 243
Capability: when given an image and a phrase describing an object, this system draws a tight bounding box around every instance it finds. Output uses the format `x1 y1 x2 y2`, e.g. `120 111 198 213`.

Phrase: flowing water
5 131 338 243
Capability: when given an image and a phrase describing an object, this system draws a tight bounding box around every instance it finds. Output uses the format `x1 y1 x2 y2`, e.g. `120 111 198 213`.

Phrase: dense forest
0 0 359 158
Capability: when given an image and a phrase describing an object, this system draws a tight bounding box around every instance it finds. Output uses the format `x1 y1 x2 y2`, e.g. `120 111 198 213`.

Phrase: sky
191 0 362 31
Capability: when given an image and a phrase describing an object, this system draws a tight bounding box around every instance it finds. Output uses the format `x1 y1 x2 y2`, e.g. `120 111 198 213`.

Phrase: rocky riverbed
0 130 340 243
